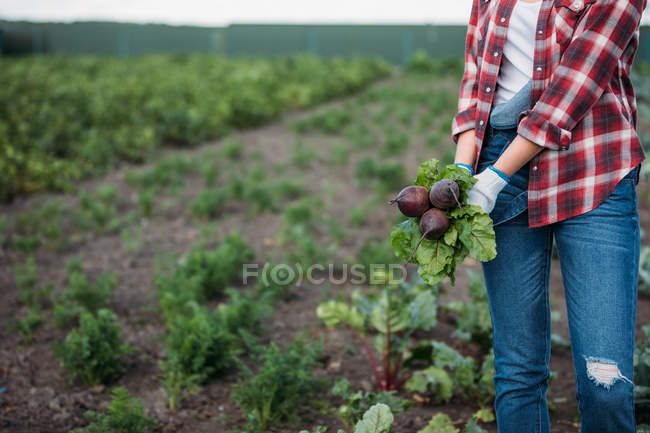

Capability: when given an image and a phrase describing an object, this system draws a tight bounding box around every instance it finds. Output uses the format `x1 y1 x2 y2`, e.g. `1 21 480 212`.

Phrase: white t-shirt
493 0 542 105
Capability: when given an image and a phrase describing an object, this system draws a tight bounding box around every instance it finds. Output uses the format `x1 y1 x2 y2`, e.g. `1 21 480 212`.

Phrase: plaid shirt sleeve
516 0 646 151
451 0 480 144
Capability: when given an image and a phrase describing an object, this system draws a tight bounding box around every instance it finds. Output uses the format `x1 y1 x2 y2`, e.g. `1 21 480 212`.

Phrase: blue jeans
477 123 641 433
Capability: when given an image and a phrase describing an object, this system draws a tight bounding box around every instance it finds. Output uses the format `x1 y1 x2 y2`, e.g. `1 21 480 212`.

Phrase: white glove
466 165 509 214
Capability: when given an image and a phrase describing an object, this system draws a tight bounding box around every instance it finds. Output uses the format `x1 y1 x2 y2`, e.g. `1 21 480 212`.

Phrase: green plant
404 341 495 406
232 335 329 431
1 54 390 200
70 387 156 433
217 288 274 342
54 308 131 386
331 377 411 432
355 238 398 283
416 411 491 433
382 130 409 156
256 259 297 301
317 276 439 391
73 186 121 234
355 158 408 195
52 261 117 328
292 138 320 168
189 187 229 219
223 137 245 160
15 305 44 344
293 109 352 135
174 231 255 299
12 255 40 306
441 269 492 353
161 302 235 409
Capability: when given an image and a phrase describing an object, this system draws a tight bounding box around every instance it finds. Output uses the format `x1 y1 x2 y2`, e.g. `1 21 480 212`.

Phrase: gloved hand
466 165 510 214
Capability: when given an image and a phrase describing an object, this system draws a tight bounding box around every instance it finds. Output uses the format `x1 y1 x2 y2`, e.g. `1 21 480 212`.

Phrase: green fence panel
2 20 650 66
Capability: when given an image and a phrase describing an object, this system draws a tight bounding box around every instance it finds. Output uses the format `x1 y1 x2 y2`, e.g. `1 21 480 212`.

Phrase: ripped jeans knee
583 355 634 390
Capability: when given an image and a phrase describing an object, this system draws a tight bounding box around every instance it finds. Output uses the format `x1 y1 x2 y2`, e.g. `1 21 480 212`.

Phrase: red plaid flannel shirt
451 0 647 228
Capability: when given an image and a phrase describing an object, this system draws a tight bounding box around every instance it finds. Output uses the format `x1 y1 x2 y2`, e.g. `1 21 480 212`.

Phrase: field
1 53 650 433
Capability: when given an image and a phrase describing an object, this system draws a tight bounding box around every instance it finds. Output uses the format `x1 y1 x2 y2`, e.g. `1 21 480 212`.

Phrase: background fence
2 20 650 64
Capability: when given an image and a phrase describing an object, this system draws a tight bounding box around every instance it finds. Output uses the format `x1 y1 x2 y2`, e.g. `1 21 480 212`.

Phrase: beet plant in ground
441 269 492 353
231 334 330 432
317 276 439 391
331 377 412 432
299 402 491 433
391 159 497 286
404 340 495 408
53 308 131 386
70 387 156 433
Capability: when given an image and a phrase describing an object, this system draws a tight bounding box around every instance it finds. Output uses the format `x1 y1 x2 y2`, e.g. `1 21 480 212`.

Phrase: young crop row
0 53 391 201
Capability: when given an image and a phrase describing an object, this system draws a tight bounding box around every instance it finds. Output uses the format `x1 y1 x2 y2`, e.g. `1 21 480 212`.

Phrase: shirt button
479 120 485 126
536 66 543 72
500 17 506 23
538 30 543 35
486 86 491 93
573 0 583 8
493 51 499 57
533 165 538 171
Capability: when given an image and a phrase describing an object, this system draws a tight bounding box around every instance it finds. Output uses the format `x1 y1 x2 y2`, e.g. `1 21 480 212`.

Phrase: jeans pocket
490 183 528 226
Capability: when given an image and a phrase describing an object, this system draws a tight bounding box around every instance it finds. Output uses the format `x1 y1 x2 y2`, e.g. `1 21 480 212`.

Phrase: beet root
429 179 462 210
389 185 431 217
406 208 450 263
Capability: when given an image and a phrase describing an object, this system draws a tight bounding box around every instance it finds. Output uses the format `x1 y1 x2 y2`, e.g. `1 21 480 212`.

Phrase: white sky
0 0 475 26
1 1 649 27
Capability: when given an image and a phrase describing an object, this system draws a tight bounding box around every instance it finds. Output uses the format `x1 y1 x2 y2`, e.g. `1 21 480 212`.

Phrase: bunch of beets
390 179 462 263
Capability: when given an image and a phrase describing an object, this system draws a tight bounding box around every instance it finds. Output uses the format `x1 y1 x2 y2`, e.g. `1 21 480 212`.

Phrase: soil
1 74 649 433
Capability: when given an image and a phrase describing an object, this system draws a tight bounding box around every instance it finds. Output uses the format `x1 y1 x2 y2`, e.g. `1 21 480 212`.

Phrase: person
450 0 647 432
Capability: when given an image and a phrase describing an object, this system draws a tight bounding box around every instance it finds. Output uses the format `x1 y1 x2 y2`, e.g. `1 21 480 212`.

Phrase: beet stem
449 184 463 210
406 230 430 264
387 192 406 205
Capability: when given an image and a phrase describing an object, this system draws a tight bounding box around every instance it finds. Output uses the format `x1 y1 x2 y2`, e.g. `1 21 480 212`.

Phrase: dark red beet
389 185 430 217
429 179 462 210
406 208 450 263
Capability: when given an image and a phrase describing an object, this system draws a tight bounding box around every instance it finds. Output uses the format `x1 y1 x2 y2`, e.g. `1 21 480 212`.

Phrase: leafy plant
231 335 329 431
1 54 390 200
331 377 411 432
54 308 131 386
255 259 297 302
52 260 117 328
173 231 255 299
161 302 235 409
416 411 490 433
293 109 352 135
355 238 398 283
189 187 229 219
391 160 495 287
15 305 44 344
405 341 495 406
73 186 121 234
12 255 40 306
70 387 156 433
441 269 492 352
317 276 439 391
